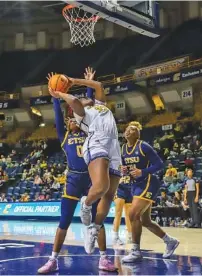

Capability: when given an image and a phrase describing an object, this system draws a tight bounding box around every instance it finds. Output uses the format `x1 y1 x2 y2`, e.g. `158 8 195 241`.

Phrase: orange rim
62 4 99 22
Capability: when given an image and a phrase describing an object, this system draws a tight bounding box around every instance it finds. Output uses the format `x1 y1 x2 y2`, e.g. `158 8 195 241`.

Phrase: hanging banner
147 65 202 87
135 56 189 79
0 100 19 109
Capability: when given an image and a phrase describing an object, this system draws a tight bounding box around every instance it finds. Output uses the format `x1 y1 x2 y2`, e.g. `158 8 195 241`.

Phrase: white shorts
83 132 122 177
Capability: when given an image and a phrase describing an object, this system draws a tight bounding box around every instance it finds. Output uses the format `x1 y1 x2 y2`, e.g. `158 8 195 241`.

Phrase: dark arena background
0 0 201 275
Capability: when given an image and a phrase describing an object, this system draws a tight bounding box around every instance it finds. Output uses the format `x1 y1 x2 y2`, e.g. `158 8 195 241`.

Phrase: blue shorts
132 174 161 202
63 172 91 200
115 184 132 204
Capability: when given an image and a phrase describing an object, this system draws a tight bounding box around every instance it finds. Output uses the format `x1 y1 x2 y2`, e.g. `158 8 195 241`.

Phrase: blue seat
53 192 59 200
7 187 14 196
20 187 26 194
195 170 202 179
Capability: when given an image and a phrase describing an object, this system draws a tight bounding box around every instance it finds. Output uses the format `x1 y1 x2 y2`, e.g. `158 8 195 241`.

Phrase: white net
63 5 99 47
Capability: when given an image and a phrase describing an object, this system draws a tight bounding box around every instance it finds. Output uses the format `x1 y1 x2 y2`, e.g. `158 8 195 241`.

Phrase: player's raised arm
47 73 65 142
70 73 106 103
54 91 85 118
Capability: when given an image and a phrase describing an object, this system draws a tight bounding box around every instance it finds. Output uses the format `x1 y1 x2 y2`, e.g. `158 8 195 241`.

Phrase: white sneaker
80 196 92 226
122 249 143 263
84 224 99 254
163 238 179 258
113 237 124 246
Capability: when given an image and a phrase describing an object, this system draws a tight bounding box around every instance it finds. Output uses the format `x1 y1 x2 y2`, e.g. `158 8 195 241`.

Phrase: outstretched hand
84 67 96 81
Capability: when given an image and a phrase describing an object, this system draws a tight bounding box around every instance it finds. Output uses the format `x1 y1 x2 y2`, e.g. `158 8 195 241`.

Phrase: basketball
48 74 71 94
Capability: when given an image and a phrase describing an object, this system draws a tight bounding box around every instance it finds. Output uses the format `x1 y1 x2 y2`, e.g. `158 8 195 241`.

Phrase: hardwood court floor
0 221 201 275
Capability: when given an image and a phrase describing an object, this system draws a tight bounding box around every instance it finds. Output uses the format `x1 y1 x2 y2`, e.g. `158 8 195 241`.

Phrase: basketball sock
94 223 102 230
131 243 140 251
83 201 92 210
162 234 172 243
50 251 59 260
113 231 119 238
128 232 132 239
99 251 107 258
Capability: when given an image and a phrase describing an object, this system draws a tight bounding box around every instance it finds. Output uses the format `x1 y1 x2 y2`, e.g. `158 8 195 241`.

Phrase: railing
0 92 20 101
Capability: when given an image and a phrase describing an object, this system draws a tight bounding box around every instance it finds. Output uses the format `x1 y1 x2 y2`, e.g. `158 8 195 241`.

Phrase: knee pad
59 197 78 230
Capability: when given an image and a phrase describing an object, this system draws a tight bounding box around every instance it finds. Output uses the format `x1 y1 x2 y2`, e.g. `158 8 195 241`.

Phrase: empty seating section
27 125 57 141
146 112 179 127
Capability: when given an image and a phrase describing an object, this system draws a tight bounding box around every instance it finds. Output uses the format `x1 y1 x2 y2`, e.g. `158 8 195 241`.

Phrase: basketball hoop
62 5 99 47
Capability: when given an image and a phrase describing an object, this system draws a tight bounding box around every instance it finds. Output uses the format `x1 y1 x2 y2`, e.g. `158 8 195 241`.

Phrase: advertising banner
0 201 118 218
147 65 202 87
104 81 136 95
0 100 20 110
134 56 189 79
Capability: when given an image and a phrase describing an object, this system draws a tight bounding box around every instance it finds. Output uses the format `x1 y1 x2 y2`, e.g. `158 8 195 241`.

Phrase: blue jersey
61 131 87 172
121 140 164 183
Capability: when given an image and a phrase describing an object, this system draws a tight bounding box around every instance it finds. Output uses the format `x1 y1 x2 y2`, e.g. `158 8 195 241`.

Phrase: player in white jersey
49 74 121 254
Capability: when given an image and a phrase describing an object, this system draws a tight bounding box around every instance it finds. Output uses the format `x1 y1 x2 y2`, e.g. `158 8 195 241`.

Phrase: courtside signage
0 202 120 218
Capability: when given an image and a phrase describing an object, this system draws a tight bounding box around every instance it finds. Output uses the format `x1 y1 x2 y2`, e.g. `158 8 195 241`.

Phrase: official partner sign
0 202 118 218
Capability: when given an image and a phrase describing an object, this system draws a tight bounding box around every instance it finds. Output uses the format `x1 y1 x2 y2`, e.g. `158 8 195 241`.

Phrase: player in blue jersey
121 121 179 263
49 71 121 255
38 68 116 274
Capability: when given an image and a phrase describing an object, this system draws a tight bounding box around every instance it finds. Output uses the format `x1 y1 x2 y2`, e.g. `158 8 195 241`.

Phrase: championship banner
0 201 119 218
0 99 20 110
134 56 189 79
147 65 202 87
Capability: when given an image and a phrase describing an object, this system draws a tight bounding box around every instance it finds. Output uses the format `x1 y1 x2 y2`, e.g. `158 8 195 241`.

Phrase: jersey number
76 145 83 157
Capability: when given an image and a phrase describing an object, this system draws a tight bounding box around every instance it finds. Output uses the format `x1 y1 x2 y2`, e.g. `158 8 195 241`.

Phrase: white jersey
75 101 118 138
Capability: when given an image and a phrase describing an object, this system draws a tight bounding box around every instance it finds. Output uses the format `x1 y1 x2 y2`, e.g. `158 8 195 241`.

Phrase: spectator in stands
45 194 51 201
43 169 51 181
40 160 47 170
168 178 183 194
0 193 7 202
20 193 29 202
158 191 171 207
51 180 60 192
38 193 45 201
21 169 28 181
34 174 43 185
165 163 177 177
172 191 182 206
153 139 161 152
184 169 200 228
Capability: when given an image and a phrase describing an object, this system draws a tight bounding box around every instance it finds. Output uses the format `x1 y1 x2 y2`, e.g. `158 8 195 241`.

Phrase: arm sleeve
141 142 164 177
86 87 94 100
53 98 65 143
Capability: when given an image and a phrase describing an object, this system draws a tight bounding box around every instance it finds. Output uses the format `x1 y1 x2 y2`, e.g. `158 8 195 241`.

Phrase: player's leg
80 157 110 225
124 203 132 243
38 197 78 274
122 196 150 263
113 197 125 245
38 173 82 274
142 205 179 258
83 138 121 253
91 199 117 271
84 174 120 254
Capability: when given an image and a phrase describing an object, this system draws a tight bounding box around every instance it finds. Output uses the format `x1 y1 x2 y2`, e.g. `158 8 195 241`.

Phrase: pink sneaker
37 258 59 274
99 256 117 272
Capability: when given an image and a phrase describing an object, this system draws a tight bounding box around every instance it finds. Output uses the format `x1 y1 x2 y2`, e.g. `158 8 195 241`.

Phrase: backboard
65 0 160 38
